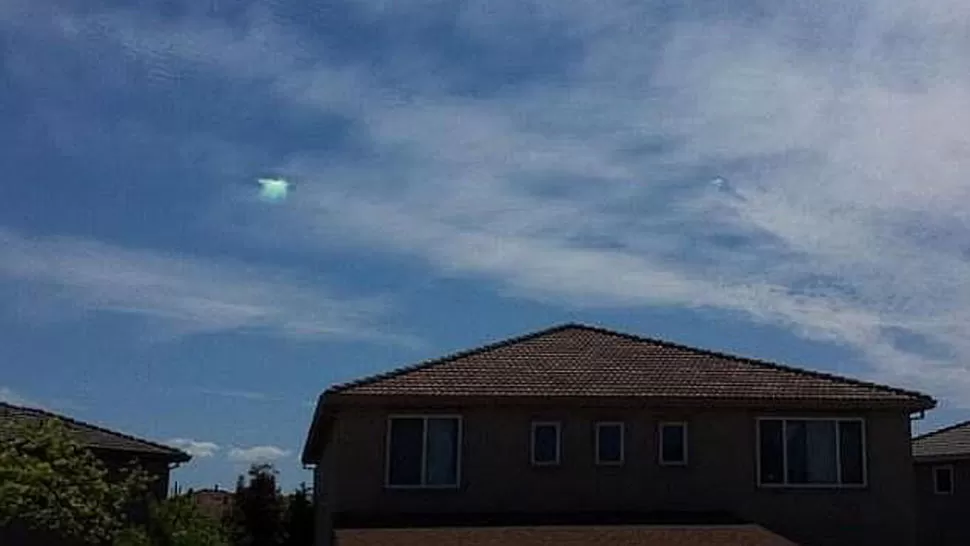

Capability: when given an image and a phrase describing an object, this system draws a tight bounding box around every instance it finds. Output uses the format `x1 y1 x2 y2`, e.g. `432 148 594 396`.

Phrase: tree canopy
0 416 151 544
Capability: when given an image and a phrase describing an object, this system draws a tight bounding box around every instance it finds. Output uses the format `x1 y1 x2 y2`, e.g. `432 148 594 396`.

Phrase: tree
146 495 229 546
224 464 286 546
0 416 151 544
282 483 313 546
114 495 229 546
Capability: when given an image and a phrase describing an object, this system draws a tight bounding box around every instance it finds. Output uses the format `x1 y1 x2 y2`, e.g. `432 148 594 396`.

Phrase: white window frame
659 421 689 466
934 465 955 495
594 422 625 466
755 417 867 489
384 414 463 489
531 421 562 466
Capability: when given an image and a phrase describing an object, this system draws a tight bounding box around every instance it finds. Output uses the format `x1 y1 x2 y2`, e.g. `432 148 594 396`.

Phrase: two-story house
302 324 936 546
912 421 970 545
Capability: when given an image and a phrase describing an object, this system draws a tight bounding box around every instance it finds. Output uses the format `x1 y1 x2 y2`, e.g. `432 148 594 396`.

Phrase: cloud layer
5 0 970 403
168 438 220 458
228 445 292 463
0 228 395 341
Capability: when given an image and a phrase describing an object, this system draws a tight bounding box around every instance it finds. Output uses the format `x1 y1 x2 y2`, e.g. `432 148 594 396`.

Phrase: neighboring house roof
912 420 970 461
188 489 233 519
303 323 934 463
0 402 190 462
336 524 799 546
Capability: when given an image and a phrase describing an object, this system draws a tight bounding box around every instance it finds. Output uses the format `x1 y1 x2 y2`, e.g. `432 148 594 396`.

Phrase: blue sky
2 0 970 490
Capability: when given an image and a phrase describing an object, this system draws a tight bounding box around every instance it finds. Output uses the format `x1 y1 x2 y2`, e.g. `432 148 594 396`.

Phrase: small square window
934 466 954 495
659 422 688 465
531 422 561 466
595 422 624 465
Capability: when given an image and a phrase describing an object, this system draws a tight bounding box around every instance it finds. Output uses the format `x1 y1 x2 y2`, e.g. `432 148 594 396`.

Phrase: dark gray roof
913 420 970 460
0 402 190 462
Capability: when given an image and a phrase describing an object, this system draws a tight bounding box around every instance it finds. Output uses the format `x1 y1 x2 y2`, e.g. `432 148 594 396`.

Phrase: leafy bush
0 417 151 544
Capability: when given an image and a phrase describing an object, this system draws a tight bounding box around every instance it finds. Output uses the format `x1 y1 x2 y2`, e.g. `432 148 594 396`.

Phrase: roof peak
323 322 935 404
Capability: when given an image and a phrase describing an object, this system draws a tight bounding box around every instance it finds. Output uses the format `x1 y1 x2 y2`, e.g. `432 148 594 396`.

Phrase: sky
2 0 970 490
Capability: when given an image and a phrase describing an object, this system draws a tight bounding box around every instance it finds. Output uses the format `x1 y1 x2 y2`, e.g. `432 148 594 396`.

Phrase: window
934 465 954 495
659 422 688 465
531 421 561 465
757 418 866 487
385 416 461 488
595 422 624 465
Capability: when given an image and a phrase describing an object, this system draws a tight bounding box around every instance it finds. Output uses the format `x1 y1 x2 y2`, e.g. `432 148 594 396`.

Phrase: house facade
912 421 970 546
302 324 936 546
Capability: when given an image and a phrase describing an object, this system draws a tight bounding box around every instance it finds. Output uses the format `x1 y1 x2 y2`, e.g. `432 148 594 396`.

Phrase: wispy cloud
0 387 44 409
0 228 399 342
7 1 970 403
168 438 220 458
228 445 292 463
193 388 272 402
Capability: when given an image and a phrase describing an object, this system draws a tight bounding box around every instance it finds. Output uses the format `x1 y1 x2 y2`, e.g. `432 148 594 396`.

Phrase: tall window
659 422 688 465
531 421 561 466
386 416 461 488
934 465 954 495
595 422 624 465
757 418 865 487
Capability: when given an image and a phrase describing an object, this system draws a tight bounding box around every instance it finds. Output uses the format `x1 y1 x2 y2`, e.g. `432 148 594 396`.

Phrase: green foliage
131 495 229 546
225 464 287 546
114 526 153 546
282 482 313 546
0 417 152 545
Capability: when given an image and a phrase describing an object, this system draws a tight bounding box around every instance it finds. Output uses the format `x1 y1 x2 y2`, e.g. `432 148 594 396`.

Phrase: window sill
384 484 461 491
531 461 561 468
595 461 625 467
659 460 688 467
756 483 868 490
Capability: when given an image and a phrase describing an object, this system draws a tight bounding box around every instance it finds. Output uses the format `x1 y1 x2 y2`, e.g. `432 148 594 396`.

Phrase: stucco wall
322 403 918 546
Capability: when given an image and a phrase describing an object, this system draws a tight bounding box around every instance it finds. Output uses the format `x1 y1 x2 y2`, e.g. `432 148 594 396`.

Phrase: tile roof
326 323 934 408
0 402 190 462
336 524 799 546
913 420 970 460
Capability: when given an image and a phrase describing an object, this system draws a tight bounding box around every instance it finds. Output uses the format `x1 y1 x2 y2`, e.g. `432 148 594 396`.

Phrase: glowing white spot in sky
257 178 289 202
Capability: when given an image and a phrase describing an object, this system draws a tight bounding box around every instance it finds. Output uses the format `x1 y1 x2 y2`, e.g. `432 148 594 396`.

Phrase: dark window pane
759 420 784 484
785 420 808 483
806 421 837 483
597 424 623 463
935 467 953 494
661 424 686 463
426 418 459 486
388 418 424 486
839 421 865 485
533 424 559 463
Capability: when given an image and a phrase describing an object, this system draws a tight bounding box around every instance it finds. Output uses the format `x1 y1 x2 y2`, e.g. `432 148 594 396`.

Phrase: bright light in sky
257 178 290 202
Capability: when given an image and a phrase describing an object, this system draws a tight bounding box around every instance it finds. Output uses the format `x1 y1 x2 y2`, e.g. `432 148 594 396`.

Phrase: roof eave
90 445 191 464
301 393 334 465
324 392 936 412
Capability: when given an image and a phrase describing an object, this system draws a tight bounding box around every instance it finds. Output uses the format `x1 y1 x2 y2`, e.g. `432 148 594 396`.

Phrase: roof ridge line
326 323 581 395
0 401 189 458
912 419 970 442
323 322 934 405
568 323 936 403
